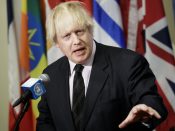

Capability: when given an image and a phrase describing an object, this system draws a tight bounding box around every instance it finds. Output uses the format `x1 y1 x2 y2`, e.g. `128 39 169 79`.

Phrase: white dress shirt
69 42 96 108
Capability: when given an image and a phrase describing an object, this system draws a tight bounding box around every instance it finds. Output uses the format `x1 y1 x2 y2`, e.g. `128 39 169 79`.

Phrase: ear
53 36 60 48
88 26 93 35
55 42 60 48
55 43 60 48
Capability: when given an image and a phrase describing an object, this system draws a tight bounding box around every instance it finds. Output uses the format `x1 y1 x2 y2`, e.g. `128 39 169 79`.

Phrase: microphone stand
14 100 30 131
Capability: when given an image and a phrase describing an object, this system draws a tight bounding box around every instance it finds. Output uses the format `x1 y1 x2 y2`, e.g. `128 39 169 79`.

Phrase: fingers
118 113 134 128
118 106 139 128
131 104 161 119
118 104 161 129
147 106 161 119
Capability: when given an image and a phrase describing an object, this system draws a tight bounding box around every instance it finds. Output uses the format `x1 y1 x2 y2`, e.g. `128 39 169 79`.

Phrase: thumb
118 116 132 128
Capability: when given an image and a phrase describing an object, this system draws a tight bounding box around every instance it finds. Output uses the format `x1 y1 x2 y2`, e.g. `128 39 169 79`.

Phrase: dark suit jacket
36 43 167 131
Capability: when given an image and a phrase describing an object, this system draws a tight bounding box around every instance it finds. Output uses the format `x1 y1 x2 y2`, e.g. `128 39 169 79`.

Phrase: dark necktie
72 64 85 131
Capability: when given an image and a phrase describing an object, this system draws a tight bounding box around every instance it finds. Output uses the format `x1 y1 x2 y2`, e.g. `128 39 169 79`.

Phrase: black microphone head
39 74 50 83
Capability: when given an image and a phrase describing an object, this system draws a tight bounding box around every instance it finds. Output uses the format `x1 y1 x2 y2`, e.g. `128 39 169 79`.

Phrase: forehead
57 22 84 36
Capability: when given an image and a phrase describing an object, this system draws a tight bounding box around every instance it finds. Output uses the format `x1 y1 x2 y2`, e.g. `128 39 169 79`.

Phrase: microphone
13 74 50 108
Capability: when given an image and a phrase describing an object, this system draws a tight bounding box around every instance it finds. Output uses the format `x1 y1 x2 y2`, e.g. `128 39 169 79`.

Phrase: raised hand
118 104 161 128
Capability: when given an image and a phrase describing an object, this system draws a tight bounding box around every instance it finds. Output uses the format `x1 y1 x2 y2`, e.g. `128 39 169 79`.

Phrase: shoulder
96 42 145 61
43 56 68 74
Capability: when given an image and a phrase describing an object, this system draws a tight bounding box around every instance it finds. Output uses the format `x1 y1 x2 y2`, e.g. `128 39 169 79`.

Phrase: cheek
61 45 72 56
56 41 71 53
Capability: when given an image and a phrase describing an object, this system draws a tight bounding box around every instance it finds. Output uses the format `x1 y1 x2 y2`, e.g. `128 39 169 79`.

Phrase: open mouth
73 47 86 55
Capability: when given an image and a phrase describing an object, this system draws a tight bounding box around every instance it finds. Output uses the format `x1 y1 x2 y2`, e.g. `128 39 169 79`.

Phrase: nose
72 33 80 45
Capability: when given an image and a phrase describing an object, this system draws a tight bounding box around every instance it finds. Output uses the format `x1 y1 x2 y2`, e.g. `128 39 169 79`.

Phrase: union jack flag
123 0 175 130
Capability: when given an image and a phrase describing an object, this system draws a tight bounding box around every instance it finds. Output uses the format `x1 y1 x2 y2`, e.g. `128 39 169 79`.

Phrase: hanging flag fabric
7 0 34 130
93 0 126 48
27 0 47 124
20 0 30 79
7 0 21 130
143 0 175 130
121 0 175 130
18 0 34 130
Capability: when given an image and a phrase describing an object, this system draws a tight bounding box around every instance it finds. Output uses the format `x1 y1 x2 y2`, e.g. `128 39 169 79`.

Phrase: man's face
56 26 93 64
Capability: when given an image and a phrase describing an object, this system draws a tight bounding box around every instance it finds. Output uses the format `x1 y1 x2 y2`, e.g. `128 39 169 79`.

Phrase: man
37 1 167 131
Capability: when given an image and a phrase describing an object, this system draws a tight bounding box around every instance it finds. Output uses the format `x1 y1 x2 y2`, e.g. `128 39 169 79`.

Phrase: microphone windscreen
39 74 50 83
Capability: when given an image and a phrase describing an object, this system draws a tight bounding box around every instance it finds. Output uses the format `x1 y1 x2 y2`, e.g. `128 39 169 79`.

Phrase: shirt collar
69 41 96 75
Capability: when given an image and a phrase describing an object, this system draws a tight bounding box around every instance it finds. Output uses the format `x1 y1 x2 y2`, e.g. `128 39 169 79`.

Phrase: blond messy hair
46 1 93 44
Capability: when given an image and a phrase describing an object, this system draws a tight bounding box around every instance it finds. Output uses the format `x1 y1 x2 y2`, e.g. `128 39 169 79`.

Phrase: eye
76 29 85 36
63 33 71 40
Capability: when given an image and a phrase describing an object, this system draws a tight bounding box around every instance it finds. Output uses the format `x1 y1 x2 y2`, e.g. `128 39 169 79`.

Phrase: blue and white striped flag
93 0 125 48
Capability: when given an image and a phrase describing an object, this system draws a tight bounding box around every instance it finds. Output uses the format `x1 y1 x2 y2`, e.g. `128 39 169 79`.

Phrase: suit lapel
52 58 75 131
82 44 109 129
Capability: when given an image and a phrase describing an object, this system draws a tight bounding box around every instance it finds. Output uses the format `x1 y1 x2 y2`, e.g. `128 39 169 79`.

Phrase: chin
75 59 87 64
73 56 87 64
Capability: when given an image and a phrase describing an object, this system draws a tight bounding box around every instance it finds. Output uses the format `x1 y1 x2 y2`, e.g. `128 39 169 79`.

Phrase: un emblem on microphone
34 83 44 96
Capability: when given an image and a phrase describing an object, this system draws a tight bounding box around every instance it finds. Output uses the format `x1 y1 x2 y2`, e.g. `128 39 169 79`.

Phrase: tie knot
74 64 84 73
